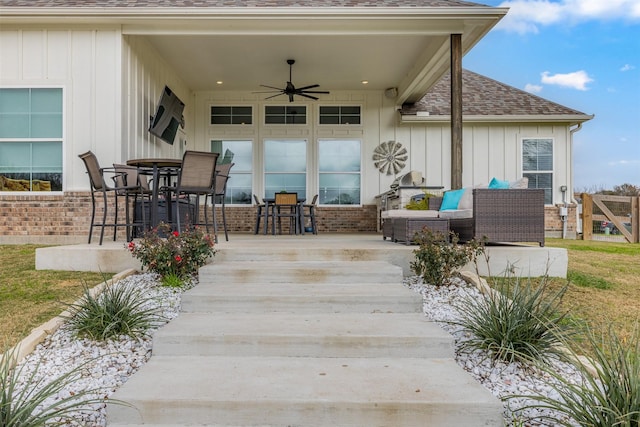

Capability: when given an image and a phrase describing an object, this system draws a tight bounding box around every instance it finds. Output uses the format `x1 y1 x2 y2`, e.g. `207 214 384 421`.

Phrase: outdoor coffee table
392 217 450 245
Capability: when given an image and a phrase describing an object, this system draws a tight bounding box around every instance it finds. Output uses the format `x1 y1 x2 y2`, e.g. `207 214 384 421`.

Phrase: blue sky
464 0 640 191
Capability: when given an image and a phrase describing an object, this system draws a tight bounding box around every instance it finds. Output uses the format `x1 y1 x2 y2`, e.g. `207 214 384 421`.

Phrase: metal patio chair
301 194 318 234
78 151 142 245
170 150 219 235
272 192 300 235
205 162 234 242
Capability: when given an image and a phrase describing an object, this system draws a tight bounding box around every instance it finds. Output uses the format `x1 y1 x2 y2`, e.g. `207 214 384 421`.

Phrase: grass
543 238 640 344
0 245 113 352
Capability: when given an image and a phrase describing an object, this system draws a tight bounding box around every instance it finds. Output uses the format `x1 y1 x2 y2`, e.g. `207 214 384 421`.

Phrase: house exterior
0 0 592 244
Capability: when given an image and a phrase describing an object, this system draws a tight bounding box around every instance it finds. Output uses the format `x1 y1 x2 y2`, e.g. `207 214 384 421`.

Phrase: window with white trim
210 140 253 204
522 138 553 204
210 106 252 125
264 105 306 125
319 106 361 125
264 139 306 199
0 88 63 192
319 139 361 205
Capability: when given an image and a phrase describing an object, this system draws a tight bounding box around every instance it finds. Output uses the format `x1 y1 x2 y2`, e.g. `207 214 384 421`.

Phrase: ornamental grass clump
0 347 111 426
451 273 571 365
510 324 640 427
62 281 161 341
127 223 216 286
410 229 484 286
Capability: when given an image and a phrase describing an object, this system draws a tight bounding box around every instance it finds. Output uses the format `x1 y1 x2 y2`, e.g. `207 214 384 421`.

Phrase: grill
375 171 444 232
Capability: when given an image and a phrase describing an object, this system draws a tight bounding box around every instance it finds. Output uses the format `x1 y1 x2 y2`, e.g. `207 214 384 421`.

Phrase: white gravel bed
406 276 583 426
11 273 584 426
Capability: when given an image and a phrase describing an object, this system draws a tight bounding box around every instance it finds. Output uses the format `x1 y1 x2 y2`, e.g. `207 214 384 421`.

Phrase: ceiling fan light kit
256 59 330 102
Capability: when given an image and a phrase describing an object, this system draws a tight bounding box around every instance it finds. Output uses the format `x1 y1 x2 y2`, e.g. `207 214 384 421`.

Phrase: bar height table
126 158 182 229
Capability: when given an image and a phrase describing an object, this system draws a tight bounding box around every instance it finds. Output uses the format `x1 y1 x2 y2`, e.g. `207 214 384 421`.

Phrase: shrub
510 324 640 426
62 281 161 341
128 223 216 283
451 273 571 364
0 347 112 426
410 229 484 285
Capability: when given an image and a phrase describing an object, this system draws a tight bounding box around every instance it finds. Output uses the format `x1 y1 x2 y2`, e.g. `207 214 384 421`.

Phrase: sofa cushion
438 209 473 219
489 177 510 189
440 188 466 210
509 177 529 189
382 209 439 219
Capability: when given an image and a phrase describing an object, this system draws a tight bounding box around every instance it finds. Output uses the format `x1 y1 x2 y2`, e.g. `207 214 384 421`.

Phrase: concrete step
181 282 422 314
107 355 504 426
198 260 403 285
151 312 454 359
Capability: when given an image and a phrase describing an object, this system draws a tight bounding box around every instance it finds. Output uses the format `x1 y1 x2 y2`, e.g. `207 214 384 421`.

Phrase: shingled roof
0 0 483 8
402 69 590 119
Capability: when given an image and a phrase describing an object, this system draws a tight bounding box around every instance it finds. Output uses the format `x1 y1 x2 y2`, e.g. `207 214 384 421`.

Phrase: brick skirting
0 192 576 244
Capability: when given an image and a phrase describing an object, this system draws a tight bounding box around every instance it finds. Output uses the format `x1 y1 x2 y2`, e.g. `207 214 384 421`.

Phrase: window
0 88 63 192
319 139 361 205
264 105 306 125
522 138 553 204
210 140 253 204
210 106 252 125
264 139 306 200
319 106 361 125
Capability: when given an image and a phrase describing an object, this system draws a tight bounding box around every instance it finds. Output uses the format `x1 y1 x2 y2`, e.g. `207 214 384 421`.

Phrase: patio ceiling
0 4 506 104
124 9 507 104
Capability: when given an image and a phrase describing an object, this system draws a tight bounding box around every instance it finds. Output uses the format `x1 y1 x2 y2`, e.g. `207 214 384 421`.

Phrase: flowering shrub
127 223 215 283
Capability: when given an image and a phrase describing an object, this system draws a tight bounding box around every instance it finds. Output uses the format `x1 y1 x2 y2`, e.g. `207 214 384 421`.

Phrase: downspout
568 123 583 238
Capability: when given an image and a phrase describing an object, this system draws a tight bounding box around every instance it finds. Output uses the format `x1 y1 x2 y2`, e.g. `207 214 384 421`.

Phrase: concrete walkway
106 236 504 426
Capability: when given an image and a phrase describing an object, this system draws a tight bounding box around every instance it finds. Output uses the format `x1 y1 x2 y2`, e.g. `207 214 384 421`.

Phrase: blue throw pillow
440 188 466 211
488 177 510 189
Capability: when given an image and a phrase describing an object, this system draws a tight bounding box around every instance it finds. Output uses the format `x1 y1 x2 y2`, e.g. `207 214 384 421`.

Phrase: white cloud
621 64 636 71
541 70 594 90
524 83 543 93
495 0 640 34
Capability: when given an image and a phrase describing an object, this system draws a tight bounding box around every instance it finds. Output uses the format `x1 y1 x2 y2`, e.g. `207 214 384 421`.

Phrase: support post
451 34 463 190
581 193 592 240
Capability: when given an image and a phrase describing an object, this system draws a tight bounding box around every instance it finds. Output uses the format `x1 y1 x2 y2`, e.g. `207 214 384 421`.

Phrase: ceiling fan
256 59 330 102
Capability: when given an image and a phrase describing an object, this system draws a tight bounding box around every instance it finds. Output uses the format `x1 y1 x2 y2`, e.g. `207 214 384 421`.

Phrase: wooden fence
581 193 639 243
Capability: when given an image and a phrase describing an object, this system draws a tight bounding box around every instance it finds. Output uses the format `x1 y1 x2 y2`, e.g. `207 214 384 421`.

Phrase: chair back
178 150 219 193
275 192 298 206
113 164 148 192
309 194 318 205
214 162 234 196
78 151 105 191
253 194 263 205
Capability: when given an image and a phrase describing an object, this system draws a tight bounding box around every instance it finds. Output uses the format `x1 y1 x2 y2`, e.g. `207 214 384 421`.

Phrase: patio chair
273 192 300 235
301 194 318 234
78 151 140 245
253 194 270 234
113 164 152 239
170 150 219 235
205 162 234 242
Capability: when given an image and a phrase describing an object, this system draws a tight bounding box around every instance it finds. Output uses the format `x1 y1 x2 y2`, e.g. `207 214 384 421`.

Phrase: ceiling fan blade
264 93 285 100
260 84 284 90
296 84 320 91
300 90 330 94
298 93 319 100
253 90 283 94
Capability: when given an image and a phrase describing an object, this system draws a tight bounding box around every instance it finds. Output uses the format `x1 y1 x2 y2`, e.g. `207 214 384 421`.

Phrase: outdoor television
148 86 185 145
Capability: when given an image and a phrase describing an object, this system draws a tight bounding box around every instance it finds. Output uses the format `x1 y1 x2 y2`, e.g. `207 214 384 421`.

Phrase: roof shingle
402 69 589 117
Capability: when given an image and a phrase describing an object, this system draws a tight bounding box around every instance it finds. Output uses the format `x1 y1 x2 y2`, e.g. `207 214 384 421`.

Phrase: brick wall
0 192 576 244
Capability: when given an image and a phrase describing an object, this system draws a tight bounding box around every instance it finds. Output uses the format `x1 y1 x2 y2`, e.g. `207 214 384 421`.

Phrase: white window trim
263 104 308 126
520 136 554 205
317 138 363 207
0 85 65 195
317 104 363 127
209 105 254 126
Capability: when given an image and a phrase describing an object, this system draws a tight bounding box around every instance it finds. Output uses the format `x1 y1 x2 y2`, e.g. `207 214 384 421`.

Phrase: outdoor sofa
382 179 545 246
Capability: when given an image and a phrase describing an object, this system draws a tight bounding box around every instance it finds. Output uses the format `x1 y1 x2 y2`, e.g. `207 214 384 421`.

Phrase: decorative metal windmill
372 141 407 175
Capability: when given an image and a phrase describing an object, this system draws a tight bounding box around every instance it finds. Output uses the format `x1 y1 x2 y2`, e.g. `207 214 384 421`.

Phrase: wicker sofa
447 188 545 246
382 188 545 246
